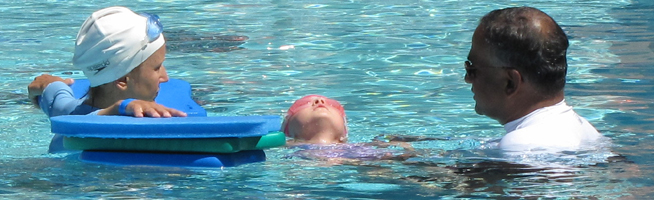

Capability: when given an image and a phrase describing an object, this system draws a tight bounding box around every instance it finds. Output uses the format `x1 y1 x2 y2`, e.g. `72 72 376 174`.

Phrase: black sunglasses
464 60 477 79
464 60 513 79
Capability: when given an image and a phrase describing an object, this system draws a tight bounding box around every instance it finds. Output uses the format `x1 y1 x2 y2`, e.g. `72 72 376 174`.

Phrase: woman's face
125 45 169 101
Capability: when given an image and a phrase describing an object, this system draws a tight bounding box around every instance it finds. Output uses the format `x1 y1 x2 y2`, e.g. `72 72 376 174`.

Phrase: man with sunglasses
465 7 607 152
28 6 186 118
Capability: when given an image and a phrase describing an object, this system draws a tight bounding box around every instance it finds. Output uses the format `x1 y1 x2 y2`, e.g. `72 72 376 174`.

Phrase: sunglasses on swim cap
140 13 163 43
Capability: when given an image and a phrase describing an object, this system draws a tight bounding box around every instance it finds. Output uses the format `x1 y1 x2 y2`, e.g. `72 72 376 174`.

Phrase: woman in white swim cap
29 6 186 118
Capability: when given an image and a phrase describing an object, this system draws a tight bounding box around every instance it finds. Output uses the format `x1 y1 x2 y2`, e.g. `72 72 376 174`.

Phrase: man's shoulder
500 125 572 149
499 108 602 151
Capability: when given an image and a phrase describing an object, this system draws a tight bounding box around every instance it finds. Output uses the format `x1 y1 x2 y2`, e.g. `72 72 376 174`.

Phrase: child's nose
313 98 326 105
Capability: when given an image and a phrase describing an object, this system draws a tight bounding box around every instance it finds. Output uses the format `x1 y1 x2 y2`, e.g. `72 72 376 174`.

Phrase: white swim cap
73 6 165 87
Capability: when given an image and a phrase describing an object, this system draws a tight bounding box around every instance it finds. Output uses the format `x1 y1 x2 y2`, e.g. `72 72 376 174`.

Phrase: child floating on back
282 95 416 163
282 95 348 144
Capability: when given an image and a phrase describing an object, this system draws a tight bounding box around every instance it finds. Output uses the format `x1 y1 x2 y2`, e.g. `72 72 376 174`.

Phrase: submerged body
288 143 409 161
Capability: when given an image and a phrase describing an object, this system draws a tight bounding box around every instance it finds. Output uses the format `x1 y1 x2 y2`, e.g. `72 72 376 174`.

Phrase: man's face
465 28 510 122
126 45 169 101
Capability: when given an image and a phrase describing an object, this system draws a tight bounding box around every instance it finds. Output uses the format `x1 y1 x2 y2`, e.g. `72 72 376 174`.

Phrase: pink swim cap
282 95 347 137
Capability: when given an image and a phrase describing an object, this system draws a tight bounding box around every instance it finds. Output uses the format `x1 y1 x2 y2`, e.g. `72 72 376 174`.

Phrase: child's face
284 95 347 144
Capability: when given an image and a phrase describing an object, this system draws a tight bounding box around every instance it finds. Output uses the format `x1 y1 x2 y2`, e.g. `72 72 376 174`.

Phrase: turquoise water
1 0 653 199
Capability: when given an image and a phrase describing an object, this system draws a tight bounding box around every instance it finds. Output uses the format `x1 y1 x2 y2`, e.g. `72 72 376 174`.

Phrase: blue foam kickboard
79 150 266 168
70 79 207 117
56 78 277 168
51 115 281 138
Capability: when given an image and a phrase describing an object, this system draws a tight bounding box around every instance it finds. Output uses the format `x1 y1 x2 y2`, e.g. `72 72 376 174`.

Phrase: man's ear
505 69 522 95
115 76 129 91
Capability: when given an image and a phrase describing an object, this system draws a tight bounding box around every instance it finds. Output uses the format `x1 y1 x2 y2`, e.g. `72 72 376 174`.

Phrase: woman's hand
100 99 187 117
28 74 74 107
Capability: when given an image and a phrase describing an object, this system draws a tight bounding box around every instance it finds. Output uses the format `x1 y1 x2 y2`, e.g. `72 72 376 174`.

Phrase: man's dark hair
479 7 569 97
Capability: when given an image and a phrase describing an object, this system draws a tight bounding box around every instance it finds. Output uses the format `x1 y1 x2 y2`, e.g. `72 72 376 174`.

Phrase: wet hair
479 7 569 97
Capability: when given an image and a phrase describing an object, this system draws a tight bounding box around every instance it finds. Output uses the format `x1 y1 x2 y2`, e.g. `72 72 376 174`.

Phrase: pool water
2 0 653 199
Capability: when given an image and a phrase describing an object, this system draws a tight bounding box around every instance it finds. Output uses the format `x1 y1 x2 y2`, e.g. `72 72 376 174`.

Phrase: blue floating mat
80 150 266 168
51 115 281 138
50 115 285 154
49 78 284 168
70 79 207 117
62 132 286 154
